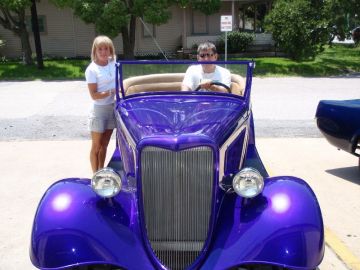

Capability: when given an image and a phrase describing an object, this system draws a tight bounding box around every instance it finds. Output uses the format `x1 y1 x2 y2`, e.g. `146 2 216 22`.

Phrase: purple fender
201 176 325 270
30 167 324 270
29 178 154 270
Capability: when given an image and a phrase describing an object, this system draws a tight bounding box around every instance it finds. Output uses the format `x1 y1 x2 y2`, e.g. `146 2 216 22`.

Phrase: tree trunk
121 34 134 59
121 15 136 59
31 0 44 69
0 7 33 65
19 28 33 65
17 10 33 65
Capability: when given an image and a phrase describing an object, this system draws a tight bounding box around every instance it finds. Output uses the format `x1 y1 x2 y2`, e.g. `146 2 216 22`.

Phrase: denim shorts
88 104 116 133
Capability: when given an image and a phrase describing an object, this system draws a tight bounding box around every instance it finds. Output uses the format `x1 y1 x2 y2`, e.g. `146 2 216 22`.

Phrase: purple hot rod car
30 60 324 270
316 99 360 168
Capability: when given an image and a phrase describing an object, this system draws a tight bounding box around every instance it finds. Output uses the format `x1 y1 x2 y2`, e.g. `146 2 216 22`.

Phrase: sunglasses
198 53 215 58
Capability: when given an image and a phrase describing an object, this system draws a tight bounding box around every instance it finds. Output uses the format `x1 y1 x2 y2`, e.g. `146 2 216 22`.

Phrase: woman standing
85 35 116 173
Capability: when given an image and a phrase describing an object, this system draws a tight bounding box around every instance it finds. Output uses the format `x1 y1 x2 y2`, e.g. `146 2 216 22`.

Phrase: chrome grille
141 146 214 270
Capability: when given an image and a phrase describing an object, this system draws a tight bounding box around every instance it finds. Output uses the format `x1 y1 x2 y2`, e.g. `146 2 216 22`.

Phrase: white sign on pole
220 15 232 32
221 15 232 63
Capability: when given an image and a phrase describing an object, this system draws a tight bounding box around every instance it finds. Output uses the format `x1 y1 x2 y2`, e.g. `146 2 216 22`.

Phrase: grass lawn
0 59 88 80
247 44 360 77
0 44 359 80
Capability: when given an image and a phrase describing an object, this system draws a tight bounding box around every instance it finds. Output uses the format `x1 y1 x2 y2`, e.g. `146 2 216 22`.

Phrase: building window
192 10 208 34
239 3 268 33
142 22 156 38
26 15 47 34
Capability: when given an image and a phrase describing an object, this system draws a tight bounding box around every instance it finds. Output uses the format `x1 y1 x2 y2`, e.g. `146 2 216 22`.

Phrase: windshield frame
115 60 255 103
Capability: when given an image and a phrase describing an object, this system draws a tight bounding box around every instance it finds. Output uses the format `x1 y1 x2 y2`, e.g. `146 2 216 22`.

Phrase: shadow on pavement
326 166 360 185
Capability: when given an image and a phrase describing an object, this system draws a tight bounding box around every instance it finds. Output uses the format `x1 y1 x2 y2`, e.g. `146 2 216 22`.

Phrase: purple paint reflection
271 193 290 214
52 193 72 212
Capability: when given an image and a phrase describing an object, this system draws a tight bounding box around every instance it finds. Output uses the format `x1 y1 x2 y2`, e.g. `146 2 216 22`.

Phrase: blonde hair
91 35 116 62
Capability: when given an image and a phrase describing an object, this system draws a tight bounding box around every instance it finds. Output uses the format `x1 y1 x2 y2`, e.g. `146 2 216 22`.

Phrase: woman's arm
87 83 114 100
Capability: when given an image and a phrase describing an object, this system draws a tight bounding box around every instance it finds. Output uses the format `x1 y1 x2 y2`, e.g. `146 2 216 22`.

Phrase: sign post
220 15 232 63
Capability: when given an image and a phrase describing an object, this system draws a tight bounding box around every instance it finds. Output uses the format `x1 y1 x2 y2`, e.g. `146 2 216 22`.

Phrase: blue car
316 99 360 167
30 60 324 270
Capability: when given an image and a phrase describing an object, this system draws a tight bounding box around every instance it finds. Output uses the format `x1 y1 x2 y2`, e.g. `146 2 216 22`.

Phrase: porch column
231 1 235 30
182 7 187 49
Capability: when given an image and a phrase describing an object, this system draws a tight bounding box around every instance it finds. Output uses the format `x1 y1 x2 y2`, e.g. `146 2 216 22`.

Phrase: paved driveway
0 77 359 269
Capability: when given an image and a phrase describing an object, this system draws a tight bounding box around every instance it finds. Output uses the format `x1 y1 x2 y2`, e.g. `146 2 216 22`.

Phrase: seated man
181 42 231 93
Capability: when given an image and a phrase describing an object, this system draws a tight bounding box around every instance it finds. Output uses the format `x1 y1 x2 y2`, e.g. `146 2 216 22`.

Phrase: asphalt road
0 76 359 140
0 77 359 270
251 75 360 137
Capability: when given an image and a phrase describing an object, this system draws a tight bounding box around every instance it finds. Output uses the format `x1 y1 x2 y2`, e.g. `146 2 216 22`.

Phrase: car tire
233 266 294 270
234 266 319 270
68 266 123 270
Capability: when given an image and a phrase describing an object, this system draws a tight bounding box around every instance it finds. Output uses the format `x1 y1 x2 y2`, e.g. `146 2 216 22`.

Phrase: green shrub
264 0 329 61
217 31 254 53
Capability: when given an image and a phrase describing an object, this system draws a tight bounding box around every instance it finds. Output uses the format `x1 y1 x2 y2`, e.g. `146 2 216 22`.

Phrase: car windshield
115 60 253 99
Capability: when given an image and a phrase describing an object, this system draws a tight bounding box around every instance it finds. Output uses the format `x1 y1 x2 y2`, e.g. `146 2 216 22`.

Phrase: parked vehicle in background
316 99 360 168
352 26 360 44
30 60 325 270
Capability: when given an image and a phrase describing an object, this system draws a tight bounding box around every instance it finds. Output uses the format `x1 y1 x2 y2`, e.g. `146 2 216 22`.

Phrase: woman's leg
90 131 103 173
98 129 113 169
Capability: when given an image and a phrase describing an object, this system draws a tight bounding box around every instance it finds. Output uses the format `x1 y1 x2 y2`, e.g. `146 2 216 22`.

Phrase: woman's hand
88 84 115 100
108 89 115 96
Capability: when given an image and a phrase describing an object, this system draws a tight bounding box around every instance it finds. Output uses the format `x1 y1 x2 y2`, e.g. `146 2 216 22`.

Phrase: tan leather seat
230 74 246 96
124 73 184 95
123 73 246 96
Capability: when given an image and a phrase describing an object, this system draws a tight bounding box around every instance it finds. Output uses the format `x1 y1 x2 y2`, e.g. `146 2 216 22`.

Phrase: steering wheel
195 81 231 93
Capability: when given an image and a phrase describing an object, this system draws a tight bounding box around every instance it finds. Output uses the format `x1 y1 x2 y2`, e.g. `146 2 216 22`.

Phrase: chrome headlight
91 167 122 198
232 167 264 198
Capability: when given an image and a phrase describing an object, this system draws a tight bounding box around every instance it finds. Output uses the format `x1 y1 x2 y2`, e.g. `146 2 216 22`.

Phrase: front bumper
30 176 324 270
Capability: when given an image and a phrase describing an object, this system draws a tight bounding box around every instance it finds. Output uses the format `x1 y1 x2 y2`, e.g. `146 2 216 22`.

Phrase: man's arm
181 66 195 91
209 66 231 93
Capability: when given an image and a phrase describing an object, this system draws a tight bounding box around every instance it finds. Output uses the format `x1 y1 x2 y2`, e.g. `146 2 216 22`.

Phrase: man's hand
199 79 213 90
199 80 229 93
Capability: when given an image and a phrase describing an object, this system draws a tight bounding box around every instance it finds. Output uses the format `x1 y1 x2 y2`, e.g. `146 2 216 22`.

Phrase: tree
326 0 360 41
51 0 221 59
264 0 330 60
0 0 33 65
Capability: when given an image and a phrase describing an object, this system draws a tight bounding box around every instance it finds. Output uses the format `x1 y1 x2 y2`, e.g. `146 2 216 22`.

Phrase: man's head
197 42 218 72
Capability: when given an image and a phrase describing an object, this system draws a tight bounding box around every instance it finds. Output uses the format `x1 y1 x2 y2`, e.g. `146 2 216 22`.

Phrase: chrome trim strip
117 113 136 149
219 110 249 182
240 123 249 169
117 111 137 170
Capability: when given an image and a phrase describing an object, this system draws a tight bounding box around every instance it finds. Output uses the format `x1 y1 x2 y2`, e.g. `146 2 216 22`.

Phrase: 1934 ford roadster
30 60 324 270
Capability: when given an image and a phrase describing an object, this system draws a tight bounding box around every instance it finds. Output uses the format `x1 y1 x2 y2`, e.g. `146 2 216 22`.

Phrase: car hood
117 95 247 148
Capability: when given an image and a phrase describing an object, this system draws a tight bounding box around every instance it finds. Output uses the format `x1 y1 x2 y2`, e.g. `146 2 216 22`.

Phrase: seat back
124 73 184 95
123 73 246 96
230 74 246 96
